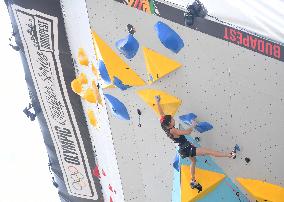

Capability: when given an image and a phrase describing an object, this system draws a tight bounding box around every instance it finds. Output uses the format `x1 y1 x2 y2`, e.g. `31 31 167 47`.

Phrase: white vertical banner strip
11 4 98 200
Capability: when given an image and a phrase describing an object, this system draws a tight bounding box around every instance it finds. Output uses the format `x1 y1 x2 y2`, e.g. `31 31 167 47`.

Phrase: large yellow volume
236 178 284 202
136 89 181 116
142 47 182 84
92 31 145 86
181 165 225 202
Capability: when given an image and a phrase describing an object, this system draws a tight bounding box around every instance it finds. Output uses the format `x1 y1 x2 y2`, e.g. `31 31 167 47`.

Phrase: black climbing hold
194 137 200 142
137 109 141 115
245 157 251 163
127 24 135 35
236 192 240 197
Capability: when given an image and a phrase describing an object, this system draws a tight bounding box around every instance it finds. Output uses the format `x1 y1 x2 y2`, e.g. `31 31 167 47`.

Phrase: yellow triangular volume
92 31 145 86
142 47 182 83
136 89 181 116
181 165 225 202
236 178 284 202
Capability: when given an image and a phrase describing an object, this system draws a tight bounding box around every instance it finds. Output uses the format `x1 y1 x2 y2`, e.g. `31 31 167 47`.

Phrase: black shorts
178 142 196 158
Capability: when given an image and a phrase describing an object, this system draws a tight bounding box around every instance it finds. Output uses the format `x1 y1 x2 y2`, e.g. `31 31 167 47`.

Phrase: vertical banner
12 5 98 200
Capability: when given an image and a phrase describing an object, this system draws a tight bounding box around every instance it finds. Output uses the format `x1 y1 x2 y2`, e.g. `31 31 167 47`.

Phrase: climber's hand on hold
155 95 161 103
155 95 164 116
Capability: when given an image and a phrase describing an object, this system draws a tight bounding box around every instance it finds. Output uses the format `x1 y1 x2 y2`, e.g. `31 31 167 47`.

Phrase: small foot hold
190 180 202 193
245 157 251 163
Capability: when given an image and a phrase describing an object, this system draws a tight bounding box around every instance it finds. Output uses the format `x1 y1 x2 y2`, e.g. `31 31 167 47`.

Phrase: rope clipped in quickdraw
137 109 142 127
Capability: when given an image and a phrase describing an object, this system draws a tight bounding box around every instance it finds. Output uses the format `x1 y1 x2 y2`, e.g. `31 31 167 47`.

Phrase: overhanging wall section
86 1 177 201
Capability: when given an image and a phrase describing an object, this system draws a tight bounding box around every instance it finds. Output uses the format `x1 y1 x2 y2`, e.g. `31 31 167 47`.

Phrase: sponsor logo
124 0 154 13
224 27 281 60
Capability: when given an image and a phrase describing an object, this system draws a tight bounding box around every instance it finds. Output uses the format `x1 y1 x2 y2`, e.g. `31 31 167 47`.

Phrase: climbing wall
85 1 284 202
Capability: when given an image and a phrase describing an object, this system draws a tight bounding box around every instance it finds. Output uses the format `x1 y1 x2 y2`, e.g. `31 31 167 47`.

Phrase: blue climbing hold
179 113 197 124
195 121 213 133
104 94 130 120
98 60 111 84
115 34 139 59
113 76 131 91
154 21 184 53
173 153 180 172
234 144 240 152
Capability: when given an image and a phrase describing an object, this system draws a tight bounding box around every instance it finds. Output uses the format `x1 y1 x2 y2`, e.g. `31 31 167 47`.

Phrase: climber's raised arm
155 95 165 116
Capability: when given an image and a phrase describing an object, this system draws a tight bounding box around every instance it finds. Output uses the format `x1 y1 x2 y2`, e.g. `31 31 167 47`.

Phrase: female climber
155 95 236 190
